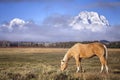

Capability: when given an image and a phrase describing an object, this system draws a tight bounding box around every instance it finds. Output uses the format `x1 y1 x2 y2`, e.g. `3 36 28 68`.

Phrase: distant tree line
0 40 120 48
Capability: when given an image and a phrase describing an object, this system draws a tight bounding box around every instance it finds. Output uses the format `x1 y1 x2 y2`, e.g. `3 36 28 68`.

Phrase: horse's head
60 60 68 71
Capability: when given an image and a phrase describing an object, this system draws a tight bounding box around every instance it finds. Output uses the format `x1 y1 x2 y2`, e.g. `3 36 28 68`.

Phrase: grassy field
0 48 120 80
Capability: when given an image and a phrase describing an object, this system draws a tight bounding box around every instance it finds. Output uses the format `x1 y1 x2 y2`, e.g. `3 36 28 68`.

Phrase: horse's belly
80 52 95 58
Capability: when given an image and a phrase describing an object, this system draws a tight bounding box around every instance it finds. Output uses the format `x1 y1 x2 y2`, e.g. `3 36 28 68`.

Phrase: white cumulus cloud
1 18 29 32
69 11 109 32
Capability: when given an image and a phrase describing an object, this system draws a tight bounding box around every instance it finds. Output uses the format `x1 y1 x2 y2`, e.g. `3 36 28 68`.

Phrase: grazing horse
60 42 108 73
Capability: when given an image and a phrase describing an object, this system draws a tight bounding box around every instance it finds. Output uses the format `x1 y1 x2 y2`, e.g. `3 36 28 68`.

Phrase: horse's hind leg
99 57 104 73
105 63 109 73
99 56 108 73
100 63 104 73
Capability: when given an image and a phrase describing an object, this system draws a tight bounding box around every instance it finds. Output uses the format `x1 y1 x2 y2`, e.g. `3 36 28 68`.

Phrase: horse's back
71 42 104 49
70 42 105 58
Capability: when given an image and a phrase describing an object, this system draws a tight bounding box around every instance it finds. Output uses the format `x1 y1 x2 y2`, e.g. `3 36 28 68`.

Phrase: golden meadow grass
0 48 120 80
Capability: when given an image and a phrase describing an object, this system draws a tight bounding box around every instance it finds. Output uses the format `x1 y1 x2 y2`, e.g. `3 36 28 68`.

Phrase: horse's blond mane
63 49 71 62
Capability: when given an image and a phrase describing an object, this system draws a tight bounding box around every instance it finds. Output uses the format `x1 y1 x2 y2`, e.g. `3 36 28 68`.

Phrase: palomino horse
60 42 108 73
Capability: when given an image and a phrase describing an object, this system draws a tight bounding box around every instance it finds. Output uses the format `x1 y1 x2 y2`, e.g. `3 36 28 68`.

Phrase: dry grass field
0 48 120 80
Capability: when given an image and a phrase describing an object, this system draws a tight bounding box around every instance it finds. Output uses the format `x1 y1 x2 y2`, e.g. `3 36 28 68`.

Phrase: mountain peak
10 18 25 27
69 11 109 32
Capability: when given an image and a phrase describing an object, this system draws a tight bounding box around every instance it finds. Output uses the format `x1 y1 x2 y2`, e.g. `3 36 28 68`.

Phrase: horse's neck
63 51 71 62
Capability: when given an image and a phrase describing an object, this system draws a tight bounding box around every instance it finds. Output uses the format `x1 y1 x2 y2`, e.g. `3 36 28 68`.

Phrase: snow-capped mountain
9 18 25 30
69 11 109 32
1 18 27 31
10 18 25 26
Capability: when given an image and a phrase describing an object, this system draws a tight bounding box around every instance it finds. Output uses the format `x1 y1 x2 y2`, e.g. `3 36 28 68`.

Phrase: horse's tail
103 45 108 60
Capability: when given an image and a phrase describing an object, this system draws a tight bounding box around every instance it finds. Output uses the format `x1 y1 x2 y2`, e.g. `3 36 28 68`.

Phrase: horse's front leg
75 58 82 73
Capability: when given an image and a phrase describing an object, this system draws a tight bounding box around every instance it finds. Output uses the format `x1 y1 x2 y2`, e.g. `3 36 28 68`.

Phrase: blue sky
0 0 120 41
0 0 120 25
